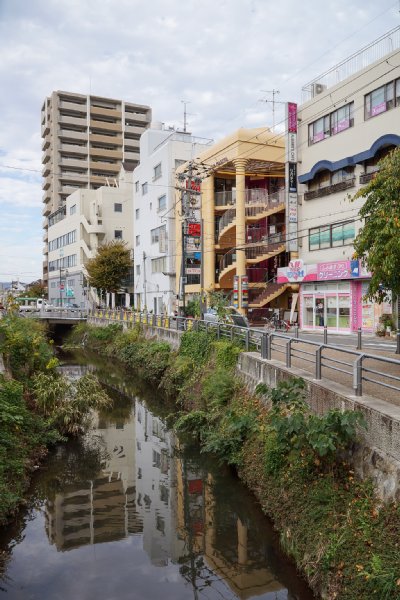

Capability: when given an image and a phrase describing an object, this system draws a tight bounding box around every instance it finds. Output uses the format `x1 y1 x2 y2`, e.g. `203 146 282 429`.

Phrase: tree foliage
86 241 131 294
350 147 400 301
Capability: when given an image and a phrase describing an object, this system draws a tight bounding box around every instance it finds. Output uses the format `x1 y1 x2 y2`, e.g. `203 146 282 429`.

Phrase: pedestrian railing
90 310 400 399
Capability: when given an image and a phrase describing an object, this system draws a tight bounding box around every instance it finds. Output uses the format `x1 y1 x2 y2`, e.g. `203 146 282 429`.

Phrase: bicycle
262 313 291 332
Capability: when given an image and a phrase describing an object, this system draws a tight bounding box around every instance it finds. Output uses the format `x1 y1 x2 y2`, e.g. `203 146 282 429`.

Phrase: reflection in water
0 354 314 600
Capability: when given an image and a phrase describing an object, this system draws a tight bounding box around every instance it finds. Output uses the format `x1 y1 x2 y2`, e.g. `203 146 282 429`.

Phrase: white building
47 167 134 308
133 124 212 314
278 28 400 333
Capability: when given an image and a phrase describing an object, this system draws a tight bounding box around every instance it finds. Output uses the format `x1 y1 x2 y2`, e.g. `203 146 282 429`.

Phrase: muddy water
0 351 314 600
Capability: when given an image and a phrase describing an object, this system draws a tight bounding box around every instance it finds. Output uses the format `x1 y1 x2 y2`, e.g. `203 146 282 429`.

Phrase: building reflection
45 392 293 598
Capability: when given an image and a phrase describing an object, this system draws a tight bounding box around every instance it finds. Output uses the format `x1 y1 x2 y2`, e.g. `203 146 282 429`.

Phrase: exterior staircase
249 282 290 308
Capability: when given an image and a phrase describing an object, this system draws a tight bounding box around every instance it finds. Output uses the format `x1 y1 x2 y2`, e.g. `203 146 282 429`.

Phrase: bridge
20 309 88 325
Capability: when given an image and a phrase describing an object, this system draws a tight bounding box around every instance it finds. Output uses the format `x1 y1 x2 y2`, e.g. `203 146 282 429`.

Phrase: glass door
326 295 338 329
315 297 325 327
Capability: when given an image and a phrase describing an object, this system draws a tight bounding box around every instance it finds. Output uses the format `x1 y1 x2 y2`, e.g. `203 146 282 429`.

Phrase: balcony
304 177 356 200
91 105 122 119
41 122 50 136
89 133 123 146
59 129 87 143
90 119 121 133
59 100 87 113
359 171 378 184
215 188 276 208
42 204 51 217
59 115 87 129
42 147 51 163
124 124 145 136
90 147 122 160
125 112 149 124
42 178 51 190
123 150 140 163
60 157 88 170
217 189 285 244
42 137 50 151
90 160 119 173
42 164 51 177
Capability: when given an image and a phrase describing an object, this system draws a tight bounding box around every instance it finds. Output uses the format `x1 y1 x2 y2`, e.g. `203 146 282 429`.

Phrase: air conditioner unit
311 83 327 97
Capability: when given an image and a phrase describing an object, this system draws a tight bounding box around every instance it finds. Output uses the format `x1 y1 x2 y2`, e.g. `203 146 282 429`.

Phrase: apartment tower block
41 90 151 283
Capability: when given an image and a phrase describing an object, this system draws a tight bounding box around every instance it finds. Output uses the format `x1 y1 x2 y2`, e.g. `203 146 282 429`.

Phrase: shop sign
288 163 297 193
186 267 200 275
186 236 201 253
241 275 249 308
188 222 201 236
233 275 239 308
318 261 351 280
288 193 298 223
286 259 305 281
288 102 297 133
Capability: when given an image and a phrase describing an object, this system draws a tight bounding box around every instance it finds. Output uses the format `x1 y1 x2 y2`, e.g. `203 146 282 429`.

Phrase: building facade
175 128 297 320
133 124 212 314
287 29 400 333
42 91 151 284
47 168 134 308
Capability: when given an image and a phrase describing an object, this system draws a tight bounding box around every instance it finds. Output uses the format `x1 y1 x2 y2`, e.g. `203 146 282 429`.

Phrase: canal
0 350 314 599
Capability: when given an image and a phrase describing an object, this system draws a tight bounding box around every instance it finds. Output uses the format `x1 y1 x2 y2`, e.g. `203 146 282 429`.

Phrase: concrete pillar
111 292 115 308
202 173 215 297
237 517 248 565
233 158 248 313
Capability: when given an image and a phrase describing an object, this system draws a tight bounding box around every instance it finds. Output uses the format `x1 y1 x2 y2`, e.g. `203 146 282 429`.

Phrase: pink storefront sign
317 261 350 280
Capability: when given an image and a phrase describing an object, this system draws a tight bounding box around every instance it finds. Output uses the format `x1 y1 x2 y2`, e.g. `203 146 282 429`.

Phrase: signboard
186 267 201 275
188 222 201 236
233 275 239 308
186 236 201 253
285 102 298 253
241 275 249 308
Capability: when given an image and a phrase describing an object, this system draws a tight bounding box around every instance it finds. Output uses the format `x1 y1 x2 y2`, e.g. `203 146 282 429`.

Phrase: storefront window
315 297 325 327
338 295 350 328
326 296 337 327
303 296 314 326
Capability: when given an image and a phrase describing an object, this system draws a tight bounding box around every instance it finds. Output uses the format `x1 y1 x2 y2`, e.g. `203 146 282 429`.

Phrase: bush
212 340 242 370
202 368 236 409
179 331 213 365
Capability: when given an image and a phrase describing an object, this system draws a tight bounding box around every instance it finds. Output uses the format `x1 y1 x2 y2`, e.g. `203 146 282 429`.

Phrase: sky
0 0 398 283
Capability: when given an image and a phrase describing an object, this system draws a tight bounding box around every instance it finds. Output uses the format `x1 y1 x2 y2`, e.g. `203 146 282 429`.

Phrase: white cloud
0 0 397 279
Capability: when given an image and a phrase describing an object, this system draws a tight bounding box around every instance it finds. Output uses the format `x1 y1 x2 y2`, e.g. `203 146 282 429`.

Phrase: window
136 235 140 246
48 229 76 252
114 203 122 212
135 181 139 192
365 78 400 119
135 208 140 219
308 102 354 145
67 279 75 287
153 162 162 180
175 159 186 169
151 257 166 273
142 182 148 195
115 230 123 239
157 194 166 211
309 221 355 251
50 281 57 288
136 264 140 276
70 204 76 215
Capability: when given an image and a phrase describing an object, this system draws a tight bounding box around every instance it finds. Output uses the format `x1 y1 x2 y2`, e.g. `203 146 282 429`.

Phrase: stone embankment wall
238 352 400 503
88 318 400 502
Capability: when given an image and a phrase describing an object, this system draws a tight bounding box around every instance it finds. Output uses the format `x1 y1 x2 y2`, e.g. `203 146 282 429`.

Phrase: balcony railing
359 171 378 184
245 232 285 260
304 177 356 201
215 188 284 207
218 189 285 237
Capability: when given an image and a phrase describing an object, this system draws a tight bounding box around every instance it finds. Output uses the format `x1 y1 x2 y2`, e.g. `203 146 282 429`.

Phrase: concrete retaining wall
238 352 400 503
88 317 400 502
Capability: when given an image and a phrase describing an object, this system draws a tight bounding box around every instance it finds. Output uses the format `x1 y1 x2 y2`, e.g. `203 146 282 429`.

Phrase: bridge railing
90 309 400 399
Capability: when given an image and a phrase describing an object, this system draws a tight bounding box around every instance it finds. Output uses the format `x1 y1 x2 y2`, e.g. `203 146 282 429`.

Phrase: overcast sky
0 0 398 282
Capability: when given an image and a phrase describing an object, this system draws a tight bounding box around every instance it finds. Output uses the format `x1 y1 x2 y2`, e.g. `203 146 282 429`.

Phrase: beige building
287 28 400 333
42 91 151 283
176 128 297 319
47 168 134 308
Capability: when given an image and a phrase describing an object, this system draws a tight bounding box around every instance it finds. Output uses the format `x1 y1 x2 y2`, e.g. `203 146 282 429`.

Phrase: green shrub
135 341 171 384
174 410 209 438
212 340 241 370
202 409 256 466
160 354 194 397
202 368 236 409
179 331 213 365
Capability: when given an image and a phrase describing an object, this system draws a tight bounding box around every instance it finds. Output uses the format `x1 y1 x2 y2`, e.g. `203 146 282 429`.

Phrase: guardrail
19 309 88 319
90 310 400 399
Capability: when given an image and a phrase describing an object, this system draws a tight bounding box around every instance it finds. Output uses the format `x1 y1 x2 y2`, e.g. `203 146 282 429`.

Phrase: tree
86 241 131 298
24 281 47 298
350 147 400 302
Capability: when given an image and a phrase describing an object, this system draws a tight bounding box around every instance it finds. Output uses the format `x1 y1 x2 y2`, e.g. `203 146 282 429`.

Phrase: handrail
90 309 400 402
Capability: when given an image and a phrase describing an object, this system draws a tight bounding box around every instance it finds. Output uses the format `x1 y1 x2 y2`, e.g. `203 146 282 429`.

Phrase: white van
18 298 54 312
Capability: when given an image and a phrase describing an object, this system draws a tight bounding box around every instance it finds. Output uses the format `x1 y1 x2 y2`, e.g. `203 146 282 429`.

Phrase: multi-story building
133 123 212 314
41 91 151 284
175 128 296 319
47 167 134 308
278 28 400 333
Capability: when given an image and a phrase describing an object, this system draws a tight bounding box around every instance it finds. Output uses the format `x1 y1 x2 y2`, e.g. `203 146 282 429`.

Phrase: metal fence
91 310 400 399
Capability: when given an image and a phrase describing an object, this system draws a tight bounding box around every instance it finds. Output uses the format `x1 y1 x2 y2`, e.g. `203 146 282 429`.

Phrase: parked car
62 303 80 312
203 307 250 328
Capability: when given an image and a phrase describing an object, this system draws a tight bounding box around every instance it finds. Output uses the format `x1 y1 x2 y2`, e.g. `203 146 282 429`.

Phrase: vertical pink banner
351 281 362 331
